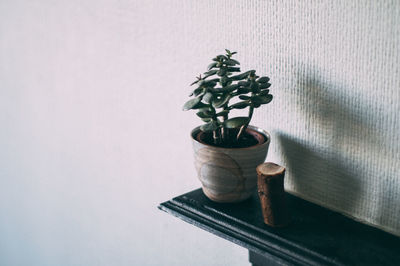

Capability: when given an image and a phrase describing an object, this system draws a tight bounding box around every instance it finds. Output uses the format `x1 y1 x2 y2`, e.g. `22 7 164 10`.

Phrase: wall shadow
277 74 380 215
296 76 378 148
277 132 363 214
277 73 399 230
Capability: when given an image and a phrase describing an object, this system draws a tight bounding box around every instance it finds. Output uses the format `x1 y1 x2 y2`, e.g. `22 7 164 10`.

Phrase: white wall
0 1 399 265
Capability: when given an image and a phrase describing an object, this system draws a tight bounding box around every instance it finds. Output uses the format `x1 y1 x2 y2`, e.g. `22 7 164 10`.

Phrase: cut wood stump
256 162 289 227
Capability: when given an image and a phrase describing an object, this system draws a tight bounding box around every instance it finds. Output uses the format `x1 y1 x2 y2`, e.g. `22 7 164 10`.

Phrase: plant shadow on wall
277 133 363 214
276 76 383 215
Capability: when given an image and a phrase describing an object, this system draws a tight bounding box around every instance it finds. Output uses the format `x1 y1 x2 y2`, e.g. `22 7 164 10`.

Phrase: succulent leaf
217 55 228 60
229 101 250 109
224 117 249 129
217 68 227 76
225 59 238 66
208 62 217 70
227 67 240 72
196 111 213 119
230 70 255 81
204 70 218 78
201 117 212 122
258 90 270 96
190 80 200 86
203 81 217 88
216 110 229 117
212 94 231 108
192 102 208 109
220 84 239 93
200 121 219 132
257 76 270 83
252 94 273 105
190 87 205 97
220 76 231 87
250 82 260 93
238 81 250 87
259 82 271 89
202 92 213 104
237 87 251 94
239 95 251 100
183 97 201 111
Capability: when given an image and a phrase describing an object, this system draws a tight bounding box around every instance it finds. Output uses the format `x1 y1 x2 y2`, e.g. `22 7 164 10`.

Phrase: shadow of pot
191 125 270 203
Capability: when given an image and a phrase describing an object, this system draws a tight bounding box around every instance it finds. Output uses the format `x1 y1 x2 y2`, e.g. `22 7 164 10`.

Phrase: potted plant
183 49 273 203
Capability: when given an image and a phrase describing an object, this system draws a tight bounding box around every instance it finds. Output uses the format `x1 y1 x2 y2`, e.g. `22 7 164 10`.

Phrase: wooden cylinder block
256 162 289 227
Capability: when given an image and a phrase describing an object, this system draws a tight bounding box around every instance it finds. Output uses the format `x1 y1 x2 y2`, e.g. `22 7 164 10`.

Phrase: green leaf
252 94 273 105
189 87 205 97
224 117 249 129
208 62 217 70
225 59 239 66
201 117 212 122
198 106 212 113
238 81 250 87
196 111 213 119
183 97 201 111
207 78 220 82
212 94 231 108
203 70 218 78
220 76 231 87
260 82 271 89
190 79 200 86
216 110 229 117
202 92 213 104
257 76 270 83
200 121 219 132
220 84 239 93
237 87 250 94
217 55 228 60
229 101 250 109
258 89 270 96
230 58 240 65
227 67 240 72
248 71 257 79
250 82 260 93
230 70 255 81
203 81 217 88
239 95 251 100
192 102 208 110
225 49 231 55
217 68 227 76
204 70 218 75
203 78 219 86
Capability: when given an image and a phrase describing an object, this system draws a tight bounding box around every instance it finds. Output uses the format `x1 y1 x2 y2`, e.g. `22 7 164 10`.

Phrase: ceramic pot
191 125 270 203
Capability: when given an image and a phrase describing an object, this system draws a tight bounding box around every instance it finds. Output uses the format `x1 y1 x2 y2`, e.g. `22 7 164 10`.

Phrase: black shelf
159 188 400 266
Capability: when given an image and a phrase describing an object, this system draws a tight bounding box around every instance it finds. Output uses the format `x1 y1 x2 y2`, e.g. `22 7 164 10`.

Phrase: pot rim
191 125 271 151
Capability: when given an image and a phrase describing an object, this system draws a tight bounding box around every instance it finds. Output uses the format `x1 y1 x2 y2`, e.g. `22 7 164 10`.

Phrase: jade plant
183 49 272 147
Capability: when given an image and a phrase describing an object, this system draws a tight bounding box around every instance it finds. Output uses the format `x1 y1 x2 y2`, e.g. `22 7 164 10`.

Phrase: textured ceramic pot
191 125 270 203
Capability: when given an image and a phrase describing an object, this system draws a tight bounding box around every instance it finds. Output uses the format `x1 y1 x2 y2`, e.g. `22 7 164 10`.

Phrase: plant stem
212 116 222 145
237 105 254 141
221 103 229 143
213 130 218 145
219 63 229 145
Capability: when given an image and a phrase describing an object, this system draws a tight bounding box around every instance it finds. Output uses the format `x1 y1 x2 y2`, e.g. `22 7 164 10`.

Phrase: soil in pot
196 128 266 148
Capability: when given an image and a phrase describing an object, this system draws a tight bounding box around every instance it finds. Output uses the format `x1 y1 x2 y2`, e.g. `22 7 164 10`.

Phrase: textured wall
177 0 400 236
252 0 400 236
0 0 399 265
